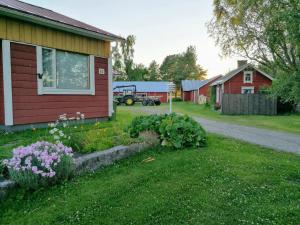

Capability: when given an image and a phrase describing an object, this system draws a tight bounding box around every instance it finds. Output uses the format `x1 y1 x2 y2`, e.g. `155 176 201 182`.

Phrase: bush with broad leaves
127 113 207 149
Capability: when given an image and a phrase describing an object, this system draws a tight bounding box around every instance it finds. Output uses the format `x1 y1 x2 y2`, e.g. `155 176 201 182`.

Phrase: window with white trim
241 86 254 94
243 71 253 83
37 46 95 95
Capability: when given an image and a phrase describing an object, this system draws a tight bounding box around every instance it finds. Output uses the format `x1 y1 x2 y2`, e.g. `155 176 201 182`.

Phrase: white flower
49 129 55 135
80 114 85 120
53 135 60 140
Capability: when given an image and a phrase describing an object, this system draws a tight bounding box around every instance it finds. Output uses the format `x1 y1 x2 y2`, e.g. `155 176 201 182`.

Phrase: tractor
113 84 161 106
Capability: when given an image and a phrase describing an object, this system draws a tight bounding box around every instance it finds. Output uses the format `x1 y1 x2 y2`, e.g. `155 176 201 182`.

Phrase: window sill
38 89 95 95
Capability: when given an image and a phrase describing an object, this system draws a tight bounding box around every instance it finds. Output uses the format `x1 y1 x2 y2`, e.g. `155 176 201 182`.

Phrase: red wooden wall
11 43 108 125
147 92 168 103
223 70 272 94
0 43 3 125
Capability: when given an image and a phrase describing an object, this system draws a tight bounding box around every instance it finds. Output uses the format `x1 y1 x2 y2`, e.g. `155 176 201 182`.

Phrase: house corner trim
2 40 13 126
108 56 113 116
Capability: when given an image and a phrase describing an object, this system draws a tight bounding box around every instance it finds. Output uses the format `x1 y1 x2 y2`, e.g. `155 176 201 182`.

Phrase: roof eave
0 6 124 42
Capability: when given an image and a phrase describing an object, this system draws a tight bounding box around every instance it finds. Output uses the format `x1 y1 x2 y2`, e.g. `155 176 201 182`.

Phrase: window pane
42 49 55 87
56 51 89 90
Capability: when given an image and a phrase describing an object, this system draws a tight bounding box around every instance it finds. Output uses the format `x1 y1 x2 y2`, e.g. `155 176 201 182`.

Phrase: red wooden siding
11 43 108 125
147 92 168 103
0 42 3 124
224 70 272 94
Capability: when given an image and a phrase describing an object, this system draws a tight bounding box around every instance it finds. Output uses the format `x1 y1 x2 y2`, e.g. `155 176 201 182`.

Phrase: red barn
181 75 222 103
211 61 273 105
113 81 169 103
0 0 123 130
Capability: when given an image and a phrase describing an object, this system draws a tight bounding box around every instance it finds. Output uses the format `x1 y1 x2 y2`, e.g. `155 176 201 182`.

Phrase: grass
1 134 300 224
0 110 137 161
143 102 300 135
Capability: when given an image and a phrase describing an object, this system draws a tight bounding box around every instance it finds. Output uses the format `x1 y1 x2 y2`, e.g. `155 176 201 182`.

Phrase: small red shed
211 61 274 105
181 75 222 103
0 0 123 130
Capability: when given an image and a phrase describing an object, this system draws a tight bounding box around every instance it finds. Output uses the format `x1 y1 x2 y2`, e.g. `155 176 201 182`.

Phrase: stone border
0 142 153 200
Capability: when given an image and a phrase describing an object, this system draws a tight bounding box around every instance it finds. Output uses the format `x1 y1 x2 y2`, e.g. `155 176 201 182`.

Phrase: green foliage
208 0 300 103
146 60 161 81
172 97 182 102
127 114 207 149
159 114 207 148
209 86 216 106
2 135 300 224
127 114 167 138
160 46 207 95
112 35 136 80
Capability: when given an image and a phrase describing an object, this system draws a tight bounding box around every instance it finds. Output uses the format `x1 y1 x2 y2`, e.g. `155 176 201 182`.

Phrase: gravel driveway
131 107 300 155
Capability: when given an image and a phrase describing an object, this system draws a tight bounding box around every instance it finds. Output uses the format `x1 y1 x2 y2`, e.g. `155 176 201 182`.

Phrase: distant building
113 81 170 103
181 76 222 103
210 61 273 105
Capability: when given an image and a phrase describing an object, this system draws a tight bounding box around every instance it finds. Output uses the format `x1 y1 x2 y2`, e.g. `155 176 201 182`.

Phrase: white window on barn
241 86 254 94
243 71 253 83
36 46 95 95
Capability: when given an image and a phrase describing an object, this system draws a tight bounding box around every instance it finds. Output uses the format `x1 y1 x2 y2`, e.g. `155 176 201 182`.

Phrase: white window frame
36 46 95 95
241 86 254 94
243 70 253 83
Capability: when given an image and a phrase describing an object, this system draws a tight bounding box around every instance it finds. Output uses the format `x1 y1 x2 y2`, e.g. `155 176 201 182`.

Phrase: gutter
0 6 124 42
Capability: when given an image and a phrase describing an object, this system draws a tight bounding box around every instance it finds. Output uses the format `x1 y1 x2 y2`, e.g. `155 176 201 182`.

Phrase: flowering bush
48 112 85 150
3 141 74 189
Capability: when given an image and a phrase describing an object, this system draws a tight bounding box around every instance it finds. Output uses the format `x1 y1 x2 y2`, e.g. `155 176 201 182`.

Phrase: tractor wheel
125 96 135 106
148 100 155 106
155 100 161 106
142 100 148 106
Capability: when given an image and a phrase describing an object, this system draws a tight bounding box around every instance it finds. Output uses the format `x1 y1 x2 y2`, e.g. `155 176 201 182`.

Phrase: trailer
113 85 161 106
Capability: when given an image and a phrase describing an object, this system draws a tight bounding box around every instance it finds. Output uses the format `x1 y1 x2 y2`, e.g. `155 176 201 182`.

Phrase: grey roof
181 75 222 92
0 0 123 40
211 63 274 86
113 81 170 93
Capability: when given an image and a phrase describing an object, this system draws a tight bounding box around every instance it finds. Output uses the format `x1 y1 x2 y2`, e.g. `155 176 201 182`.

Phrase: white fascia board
2 40 13 126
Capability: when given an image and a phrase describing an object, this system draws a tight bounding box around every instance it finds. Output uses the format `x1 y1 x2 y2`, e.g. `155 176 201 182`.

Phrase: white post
108 56 113 117
2 40 13 126
168 82 175 114
169 91 172 113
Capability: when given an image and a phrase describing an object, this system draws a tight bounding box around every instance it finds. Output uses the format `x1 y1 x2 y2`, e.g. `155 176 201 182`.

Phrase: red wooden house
181 75 222 103
211 61 274 105
0 0 123 130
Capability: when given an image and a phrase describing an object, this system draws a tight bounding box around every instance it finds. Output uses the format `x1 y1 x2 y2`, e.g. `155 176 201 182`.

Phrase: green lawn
0 110 137 161
1 133 300 224
150 102 300 135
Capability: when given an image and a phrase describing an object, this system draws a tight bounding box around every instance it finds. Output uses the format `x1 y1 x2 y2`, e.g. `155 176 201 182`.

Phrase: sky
23 0 242 78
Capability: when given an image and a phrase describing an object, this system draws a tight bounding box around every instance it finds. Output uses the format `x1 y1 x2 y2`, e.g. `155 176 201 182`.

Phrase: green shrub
172 97 183 102
127 114 167 138
127 114 207 149
159 114 206 148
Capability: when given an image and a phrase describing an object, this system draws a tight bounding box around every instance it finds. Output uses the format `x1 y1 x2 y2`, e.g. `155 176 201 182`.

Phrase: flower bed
3 141 74 189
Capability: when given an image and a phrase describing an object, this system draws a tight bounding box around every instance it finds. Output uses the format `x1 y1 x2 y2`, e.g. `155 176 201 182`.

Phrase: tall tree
129 64 149 81
120 35 136 77
147 60 161 81
208 0 300 103
112 35 136 80
160 46 207 96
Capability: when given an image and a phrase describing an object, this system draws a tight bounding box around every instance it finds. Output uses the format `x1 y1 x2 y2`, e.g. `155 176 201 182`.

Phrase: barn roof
113 81 170 93
0 0 123 41
181 75 222 91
